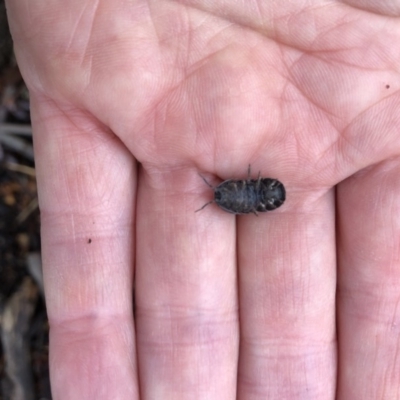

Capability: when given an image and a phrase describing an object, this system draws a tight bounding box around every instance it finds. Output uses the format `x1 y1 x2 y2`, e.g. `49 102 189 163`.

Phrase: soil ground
1 2 51 398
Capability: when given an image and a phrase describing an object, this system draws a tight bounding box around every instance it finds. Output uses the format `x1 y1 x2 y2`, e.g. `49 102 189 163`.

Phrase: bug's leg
247 164 251 179
252 209 259 216
199 174 214 188
256 170 262 190
195 200 214 212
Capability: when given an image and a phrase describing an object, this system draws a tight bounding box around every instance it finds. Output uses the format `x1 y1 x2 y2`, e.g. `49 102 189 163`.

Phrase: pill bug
196 166 285 215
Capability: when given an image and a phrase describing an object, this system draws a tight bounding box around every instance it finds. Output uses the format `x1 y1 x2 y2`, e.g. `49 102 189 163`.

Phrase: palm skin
5 1 400 398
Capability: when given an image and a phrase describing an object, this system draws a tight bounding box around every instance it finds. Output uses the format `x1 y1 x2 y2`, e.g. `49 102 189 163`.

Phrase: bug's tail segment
272 180 286 202
195 200 214 212
271 181 286 209
281 183 286 203
280 182 286 203
259 178 286 211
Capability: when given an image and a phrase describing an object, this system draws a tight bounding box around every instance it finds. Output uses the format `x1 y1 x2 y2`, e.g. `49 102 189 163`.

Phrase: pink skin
5 1 400 398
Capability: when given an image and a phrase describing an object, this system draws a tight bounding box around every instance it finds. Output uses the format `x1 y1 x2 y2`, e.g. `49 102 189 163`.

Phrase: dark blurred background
0 1 51 399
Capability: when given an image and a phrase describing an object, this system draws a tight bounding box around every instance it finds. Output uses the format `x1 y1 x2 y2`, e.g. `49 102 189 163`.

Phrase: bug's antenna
196 173 215 213
199 174 214 188
195 200 214 212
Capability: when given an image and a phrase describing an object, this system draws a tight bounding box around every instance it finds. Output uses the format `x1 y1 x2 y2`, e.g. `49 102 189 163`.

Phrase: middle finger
237 188 337 399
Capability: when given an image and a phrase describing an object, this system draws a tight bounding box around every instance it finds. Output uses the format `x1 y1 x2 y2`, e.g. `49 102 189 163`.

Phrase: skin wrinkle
182 8 192 74
308 18 400 64
146 53 231 153
390 336 400 386
80 2 99 74
155 7 390 180
291 56 382 122
315 111 384 184
380 356 390 399
278 68 344 184
253 0 265 29
390 298 400 334
170 1 329 49
147 0 163 47
238 343 334 395
338 0 400 17
168 0 270 37
137 313 238 353
65 1 98 60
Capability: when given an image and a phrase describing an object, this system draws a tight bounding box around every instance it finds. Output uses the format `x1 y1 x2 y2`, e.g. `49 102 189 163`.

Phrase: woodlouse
196 166 285 215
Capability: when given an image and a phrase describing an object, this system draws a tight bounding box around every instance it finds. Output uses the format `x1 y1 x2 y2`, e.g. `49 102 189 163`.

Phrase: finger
32 97 139 399
337 160 400 399
135 167 239 399
237 188 337 399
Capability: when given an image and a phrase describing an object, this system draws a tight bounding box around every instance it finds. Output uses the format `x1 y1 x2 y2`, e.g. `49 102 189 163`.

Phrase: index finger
32 99 139 399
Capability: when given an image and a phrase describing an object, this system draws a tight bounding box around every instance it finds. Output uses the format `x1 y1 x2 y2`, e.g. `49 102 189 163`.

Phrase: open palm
6 1 400 398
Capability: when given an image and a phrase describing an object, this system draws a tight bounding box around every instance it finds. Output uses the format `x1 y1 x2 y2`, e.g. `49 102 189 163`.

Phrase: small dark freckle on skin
88 238 92 244
386 84 390 89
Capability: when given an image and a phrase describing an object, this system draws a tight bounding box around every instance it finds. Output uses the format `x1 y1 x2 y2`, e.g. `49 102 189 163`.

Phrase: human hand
6 1 400 398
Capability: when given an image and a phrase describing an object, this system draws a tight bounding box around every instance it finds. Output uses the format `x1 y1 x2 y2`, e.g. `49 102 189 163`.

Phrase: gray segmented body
196 167 286 215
